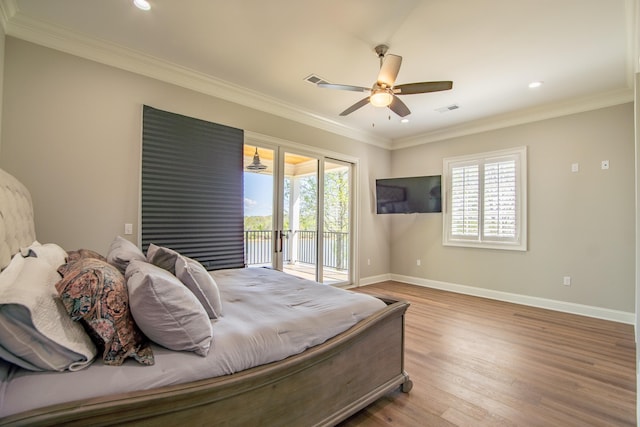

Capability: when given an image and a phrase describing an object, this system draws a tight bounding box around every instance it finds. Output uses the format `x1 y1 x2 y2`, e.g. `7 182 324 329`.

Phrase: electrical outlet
571 163 579 172
416 259 421 266
563 276 571 286
367 258 371 266
124 223 133 235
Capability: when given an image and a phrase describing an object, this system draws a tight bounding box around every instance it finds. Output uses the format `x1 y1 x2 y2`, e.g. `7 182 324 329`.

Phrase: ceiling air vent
435 104 460 113
304 74 329 85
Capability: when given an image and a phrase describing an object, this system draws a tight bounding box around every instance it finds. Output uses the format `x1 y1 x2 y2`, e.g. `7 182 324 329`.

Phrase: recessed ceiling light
401 118 409 123
134 0 151 11
528 81 543 88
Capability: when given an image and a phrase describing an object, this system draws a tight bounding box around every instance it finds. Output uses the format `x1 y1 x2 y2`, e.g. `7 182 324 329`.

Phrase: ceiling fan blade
388 95 411 117
318 83 370 93
394 81 453 95
339 97 371 116
377 54 402 87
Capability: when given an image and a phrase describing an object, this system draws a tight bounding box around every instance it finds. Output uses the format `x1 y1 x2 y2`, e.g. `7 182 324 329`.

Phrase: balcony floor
249 263 348 285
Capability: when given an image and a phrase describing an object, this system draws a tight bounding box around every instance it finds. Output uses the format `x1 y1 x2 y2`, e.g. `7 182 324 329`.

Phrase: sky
244 172 273 217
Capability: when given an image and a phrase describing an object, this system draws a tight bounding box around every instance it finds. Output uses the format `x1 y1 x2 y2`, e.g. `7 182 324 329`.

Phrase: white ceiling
1 0 636 148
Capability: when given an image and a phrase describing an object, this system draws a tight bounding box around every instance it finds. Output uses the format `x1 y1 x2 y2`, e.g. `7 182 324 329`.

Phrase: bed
0 167 411 426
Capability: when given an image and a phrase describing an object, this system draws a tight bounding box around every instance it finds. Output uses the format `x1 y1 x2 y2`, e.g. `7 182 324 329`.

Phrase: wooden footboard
1 298 410 427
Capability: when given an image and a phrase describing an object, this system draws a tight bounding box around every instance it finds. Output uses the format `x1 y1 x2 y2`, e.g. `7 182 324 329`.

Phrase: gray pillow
125 260 213 356
175 255 223 319
107 236 146 274
146 243 180 273
147 244 223 319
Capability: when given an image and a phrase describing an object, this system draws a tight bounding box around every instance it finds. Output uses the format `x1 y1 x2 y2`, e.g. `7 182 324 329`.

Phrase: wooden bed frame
2 298 410 426
0 167 412 426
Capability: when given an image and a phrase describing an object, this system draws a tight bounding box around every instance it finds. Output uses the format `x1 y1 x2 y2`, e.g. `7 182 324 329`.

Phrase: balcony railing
244 230 348 271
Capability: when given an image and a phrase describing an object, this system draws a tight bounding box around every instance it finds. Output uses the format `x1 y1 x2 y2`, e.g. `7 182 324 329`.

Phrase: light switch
601 160 609 170
124 223 133 235
571 163 579 173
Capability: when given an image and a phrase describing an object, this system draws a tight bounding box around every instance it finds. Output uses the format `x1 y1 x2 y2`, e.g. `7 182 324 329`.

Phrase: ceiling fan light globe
370 91 393 107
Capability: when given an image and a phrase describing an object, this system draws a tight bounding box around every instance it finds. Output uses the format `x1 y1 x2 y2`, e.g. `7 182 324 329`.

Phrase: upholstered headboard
0 168 36 270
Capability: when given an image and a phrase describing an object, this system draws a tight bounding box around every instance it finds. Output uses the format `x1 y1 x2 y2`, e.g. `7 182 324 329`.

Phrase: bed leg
401 373 413 393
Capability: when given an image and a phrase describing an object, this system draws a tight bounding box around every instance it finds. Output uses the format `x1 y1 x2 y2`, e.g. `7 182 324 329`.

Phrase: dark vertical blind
141 105 244 270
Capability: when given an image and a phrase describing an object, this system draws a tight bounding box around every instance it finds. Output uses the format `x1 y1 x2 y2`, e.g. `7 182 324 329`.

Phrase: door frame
245 131 359 286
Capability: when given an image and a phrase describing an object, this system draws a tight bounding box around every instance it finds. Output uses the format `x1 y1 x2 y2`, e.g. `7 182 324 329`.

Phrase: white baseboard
357 273 392 287
359 273 635 325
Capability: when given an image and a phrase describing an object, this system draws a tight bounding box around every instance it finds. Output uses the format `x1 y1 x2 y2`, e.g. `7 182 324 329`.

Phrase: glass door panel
322 159 351 285
282 151 319 282
243 144 276 269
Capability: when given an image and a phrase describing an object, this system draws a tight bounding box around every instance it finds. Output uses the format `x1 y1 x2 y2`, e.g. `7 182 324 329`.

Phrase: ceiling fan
318 45 453 117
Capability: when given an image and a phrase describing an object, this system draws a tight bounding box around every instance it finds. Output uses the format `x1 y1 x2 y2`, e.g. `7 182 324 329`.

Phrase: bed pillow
174 255 223 318
146 243 180 273
148 244 222 318
19 241 67 268
56 257 154 366
125 260 213 356
106 236 146 274
0 253 97 371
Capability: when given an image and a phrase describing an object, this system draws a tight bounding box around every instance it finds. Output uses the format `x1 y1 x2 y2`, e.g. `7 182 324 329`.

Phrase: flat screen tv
376 175 442 214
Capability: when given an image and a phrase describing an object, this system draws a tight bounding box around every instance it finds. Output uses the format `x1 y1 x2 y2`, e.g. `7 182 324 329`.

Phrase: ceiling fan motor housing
375 44 389 59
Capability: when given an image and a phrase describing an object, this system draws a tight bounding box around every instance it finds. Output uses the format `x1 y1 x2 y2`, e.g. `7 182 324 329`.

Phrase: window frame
442 146 527 251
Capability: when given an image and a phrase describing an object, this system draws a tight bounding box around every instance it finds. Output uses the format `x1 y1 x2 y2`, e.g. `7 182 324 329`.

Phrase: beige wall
0 37 634 313
388 103 635 312
0 37 391 278
0 23 4 153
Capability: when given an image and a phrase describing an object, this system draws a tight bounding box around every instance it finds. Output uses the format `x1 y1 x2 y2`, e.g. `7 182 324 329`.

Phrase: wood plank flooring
338 281 636 427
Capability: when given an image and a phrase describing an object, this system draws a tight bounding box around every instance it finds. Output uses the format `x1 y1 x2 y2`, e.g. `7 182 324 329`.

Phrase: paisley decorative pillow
66 249 107 263
55 258 154 366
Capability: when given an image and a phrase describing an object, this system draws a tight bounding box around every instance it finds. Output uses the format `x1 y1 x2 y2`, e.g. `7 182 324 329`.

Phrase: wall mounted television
375 175 442 214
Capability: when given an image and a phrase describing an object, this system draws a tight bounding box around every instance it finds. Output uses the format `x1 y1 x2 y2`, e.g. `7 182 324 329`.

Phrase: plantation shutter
443 147 526 250
483 158 517 240
450 164 479 239
141 105 245 270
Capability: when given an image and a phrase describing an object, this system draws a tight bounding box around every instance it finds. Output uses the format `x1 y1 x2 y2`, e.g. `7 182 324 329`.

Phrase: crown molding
391 87 634 150
0 5 392 150
0 0 16 34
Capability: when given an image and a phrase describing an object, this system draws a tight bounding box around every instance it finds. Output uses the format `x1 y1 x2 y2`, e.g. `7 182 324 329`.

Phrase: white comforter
0 268 385 417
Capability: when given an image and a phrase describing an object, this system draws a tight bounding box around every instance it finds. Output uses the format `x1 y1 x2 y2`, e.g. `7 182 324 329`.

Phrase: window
443 146 527 251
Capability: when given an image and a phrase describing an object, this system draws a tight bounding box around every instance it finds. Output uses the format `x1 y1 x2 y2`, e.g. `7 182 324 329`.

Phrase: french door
243 142 353 285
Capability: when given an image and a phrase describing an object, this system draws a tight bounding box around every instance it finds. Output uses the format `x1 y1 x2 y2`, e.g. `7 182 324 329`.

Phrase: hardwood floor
339 281 636 427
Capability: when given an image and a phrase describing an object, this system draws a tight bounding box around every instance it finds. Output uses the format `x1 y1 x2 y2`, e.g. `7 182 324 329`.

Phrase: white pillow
0 253 97 371
175 255 223 318
125 260 213 356
20 241 67 268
